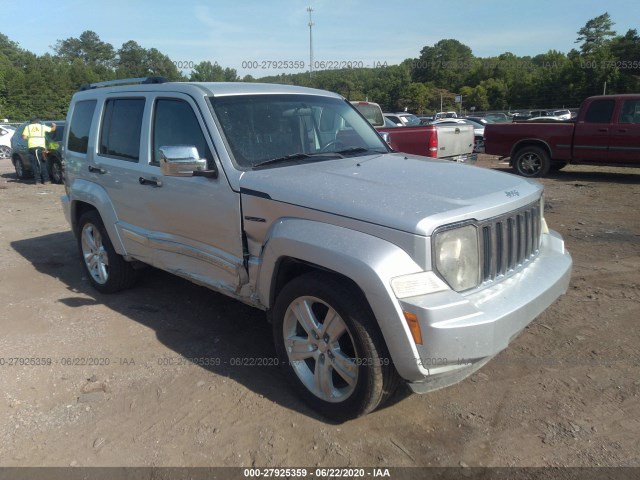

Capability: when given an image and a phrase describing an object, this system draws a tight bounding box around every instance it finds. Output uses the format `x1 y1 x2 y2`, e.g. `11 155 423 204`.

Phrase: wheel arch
257 218 425 381
509 139 553 166
69 180 127 255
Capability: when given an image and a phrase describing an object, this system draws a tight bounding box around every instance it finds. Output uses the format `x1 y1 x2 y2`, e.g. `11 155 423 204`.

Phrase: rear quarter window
68 100 97 154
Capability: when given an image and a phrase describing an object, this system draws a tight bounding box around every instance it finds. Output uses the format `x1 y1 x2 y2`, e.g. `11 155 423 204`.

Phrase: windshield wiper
252 152 341 169
334 147 369 155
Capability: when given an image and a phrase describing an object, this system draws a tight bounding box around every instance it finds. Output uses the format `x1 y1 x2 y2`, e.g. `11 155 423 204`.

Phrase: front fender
257 218 426 381
69 179 126 255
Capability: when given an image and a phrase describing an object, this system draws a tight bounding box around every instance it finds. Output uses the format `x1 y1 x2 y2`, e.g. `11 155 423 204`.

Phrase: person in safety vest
22 116 56 184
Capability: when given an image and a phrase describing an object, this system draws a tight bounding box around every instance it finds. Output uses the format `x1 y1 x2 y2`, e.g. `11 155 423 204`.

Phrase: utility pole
307 6 314 79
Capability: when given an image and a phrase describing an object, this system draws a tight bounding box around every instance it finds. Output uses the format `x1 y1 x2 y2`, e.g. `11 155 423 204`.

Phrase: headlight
434 225 480 291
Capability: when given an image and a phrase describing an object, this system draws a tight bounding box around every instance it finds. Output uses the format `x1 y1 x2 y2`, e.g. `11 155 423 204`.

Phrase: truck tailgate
435 125 474 159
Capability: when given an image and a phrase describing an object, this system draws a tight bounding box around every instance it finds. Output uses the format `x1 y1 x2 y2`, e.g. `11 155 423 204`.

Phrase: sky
2 0 639 77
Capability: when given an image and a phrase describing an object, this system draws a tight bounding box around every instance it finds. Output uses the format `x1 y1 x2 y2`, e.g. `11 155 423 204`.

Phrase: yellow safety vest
23 123 52 149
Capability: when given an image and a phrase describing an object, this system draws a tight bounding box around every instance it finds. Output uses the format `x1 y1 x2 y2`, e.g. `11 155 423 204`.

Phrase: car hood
239 153 542 236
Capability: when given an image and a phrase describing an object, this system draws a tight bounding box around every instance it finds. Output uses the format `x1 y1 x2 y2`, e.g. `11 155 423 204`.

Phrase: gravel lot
0 155 639 468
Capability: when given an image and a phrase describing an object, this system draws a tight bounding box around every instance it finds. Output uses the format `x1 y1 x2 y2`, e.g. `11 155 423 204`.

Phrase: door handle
597 128 608 132
139 176 162 187
617 129 628 133
88 165 106 174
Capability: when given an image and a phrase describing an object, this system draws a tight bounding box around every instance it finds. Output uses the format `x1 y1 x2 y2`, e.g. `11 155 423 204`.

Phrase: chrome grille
479 201 542 283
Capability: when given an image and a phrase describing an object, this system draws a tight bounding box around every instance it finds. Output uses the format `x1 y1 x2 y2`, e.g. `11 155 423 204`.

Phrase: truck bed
378 124 476 162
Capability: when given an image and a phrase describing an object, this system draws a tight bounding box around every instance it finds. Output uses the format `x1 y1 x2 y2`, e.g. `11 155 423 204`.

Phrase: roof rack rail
79 76 168 91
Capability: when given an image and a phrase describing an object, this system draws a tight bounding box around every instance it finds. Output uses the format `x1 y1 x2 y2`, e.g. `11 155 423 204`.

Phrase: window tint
152 99 212 165
618 99 640 124
69 100 96 153
100 98 145 161
584 100 614 123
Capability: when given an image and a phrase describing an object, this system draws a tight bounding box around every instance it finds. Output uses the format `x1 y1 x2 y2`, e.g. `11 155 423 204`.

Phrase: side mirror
159 145 218 178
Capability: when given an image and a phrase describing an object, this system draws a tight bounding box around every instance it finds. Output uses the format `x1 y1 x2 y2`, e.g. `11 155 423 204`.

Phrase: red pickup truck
484 94 640 177
351 101 476 163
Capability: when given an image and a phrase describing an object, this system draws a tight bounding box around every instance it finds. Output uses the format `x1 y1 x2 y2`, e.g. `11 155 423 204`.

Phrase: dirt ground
0 154 639 468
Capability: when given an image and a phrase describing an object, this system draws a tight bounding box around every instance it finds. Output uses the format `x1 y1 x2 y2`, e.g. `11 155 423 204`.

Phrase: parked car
465 116 494 126
0 125 15 159
432 118 485 153
485 94 640 177
552 109 572 120
526 116 566 122
10 121 66 183
383 113 423 127
62 78 571 421
434 111 458 120
483 113 511 123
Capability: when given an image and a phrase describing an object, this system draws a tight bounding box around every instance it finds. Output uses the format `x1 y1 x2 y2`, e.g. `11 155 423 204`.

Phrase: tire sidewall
273 273 386 421
514 146 550 178
14 158 25 179
77 211 134 294
49 156 63 184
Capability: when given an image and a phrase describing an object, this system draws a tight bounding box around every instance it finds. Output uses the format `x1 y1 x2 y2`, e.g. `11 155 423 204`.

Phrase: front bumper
396 229 572 390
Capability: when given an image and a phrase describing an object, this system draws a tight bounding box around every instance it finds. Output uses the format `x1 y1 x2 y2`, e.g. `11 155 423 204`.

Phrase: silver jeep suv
61 77 572 421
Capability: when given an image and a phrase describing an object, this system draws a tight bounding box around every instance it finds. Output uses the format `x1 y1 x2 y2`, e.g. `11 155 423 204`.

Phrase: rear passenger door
572 99 614 163
609 98 640 165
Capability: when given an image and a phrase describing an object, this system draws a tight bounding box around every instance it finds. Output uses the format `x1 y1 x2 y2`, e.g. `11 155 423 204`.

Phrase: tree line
1 13 638 121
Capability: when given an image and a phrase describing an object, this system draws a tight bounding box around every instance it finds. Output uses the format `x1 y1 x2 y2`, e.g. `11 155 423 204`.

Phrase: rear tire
273 272 399 422
77 211 137 293
14 157 27 180
49 156 64 184
513 146 551 178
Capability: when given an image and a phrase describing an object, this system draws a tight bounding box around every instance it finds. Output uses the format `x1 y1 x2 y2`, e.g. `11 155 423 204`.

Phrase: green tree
412 39 475 92
401 82 431 114
609 29 640 92
190 61 225 81
576 13 616 55
54 31 115 69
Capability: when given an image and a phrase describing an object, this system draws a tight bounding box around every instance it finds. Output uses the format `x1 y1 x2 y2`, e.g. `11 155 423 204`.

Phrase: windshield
210 94 389 168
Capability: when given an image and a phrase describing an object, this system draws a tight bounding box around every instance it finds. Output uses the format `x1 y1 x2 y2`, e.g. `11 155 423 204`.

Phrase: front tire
77 211 137 293
513 146 551 178
0 145 10 159
273 272 399 421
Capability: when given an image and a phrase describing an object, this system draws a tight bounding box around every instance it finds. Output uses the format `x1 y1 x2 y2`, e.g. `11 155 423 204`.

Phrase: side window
584 100 615 124
152 99 212 166
618 100 640 124
68 100 97 154
100 98 145 161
